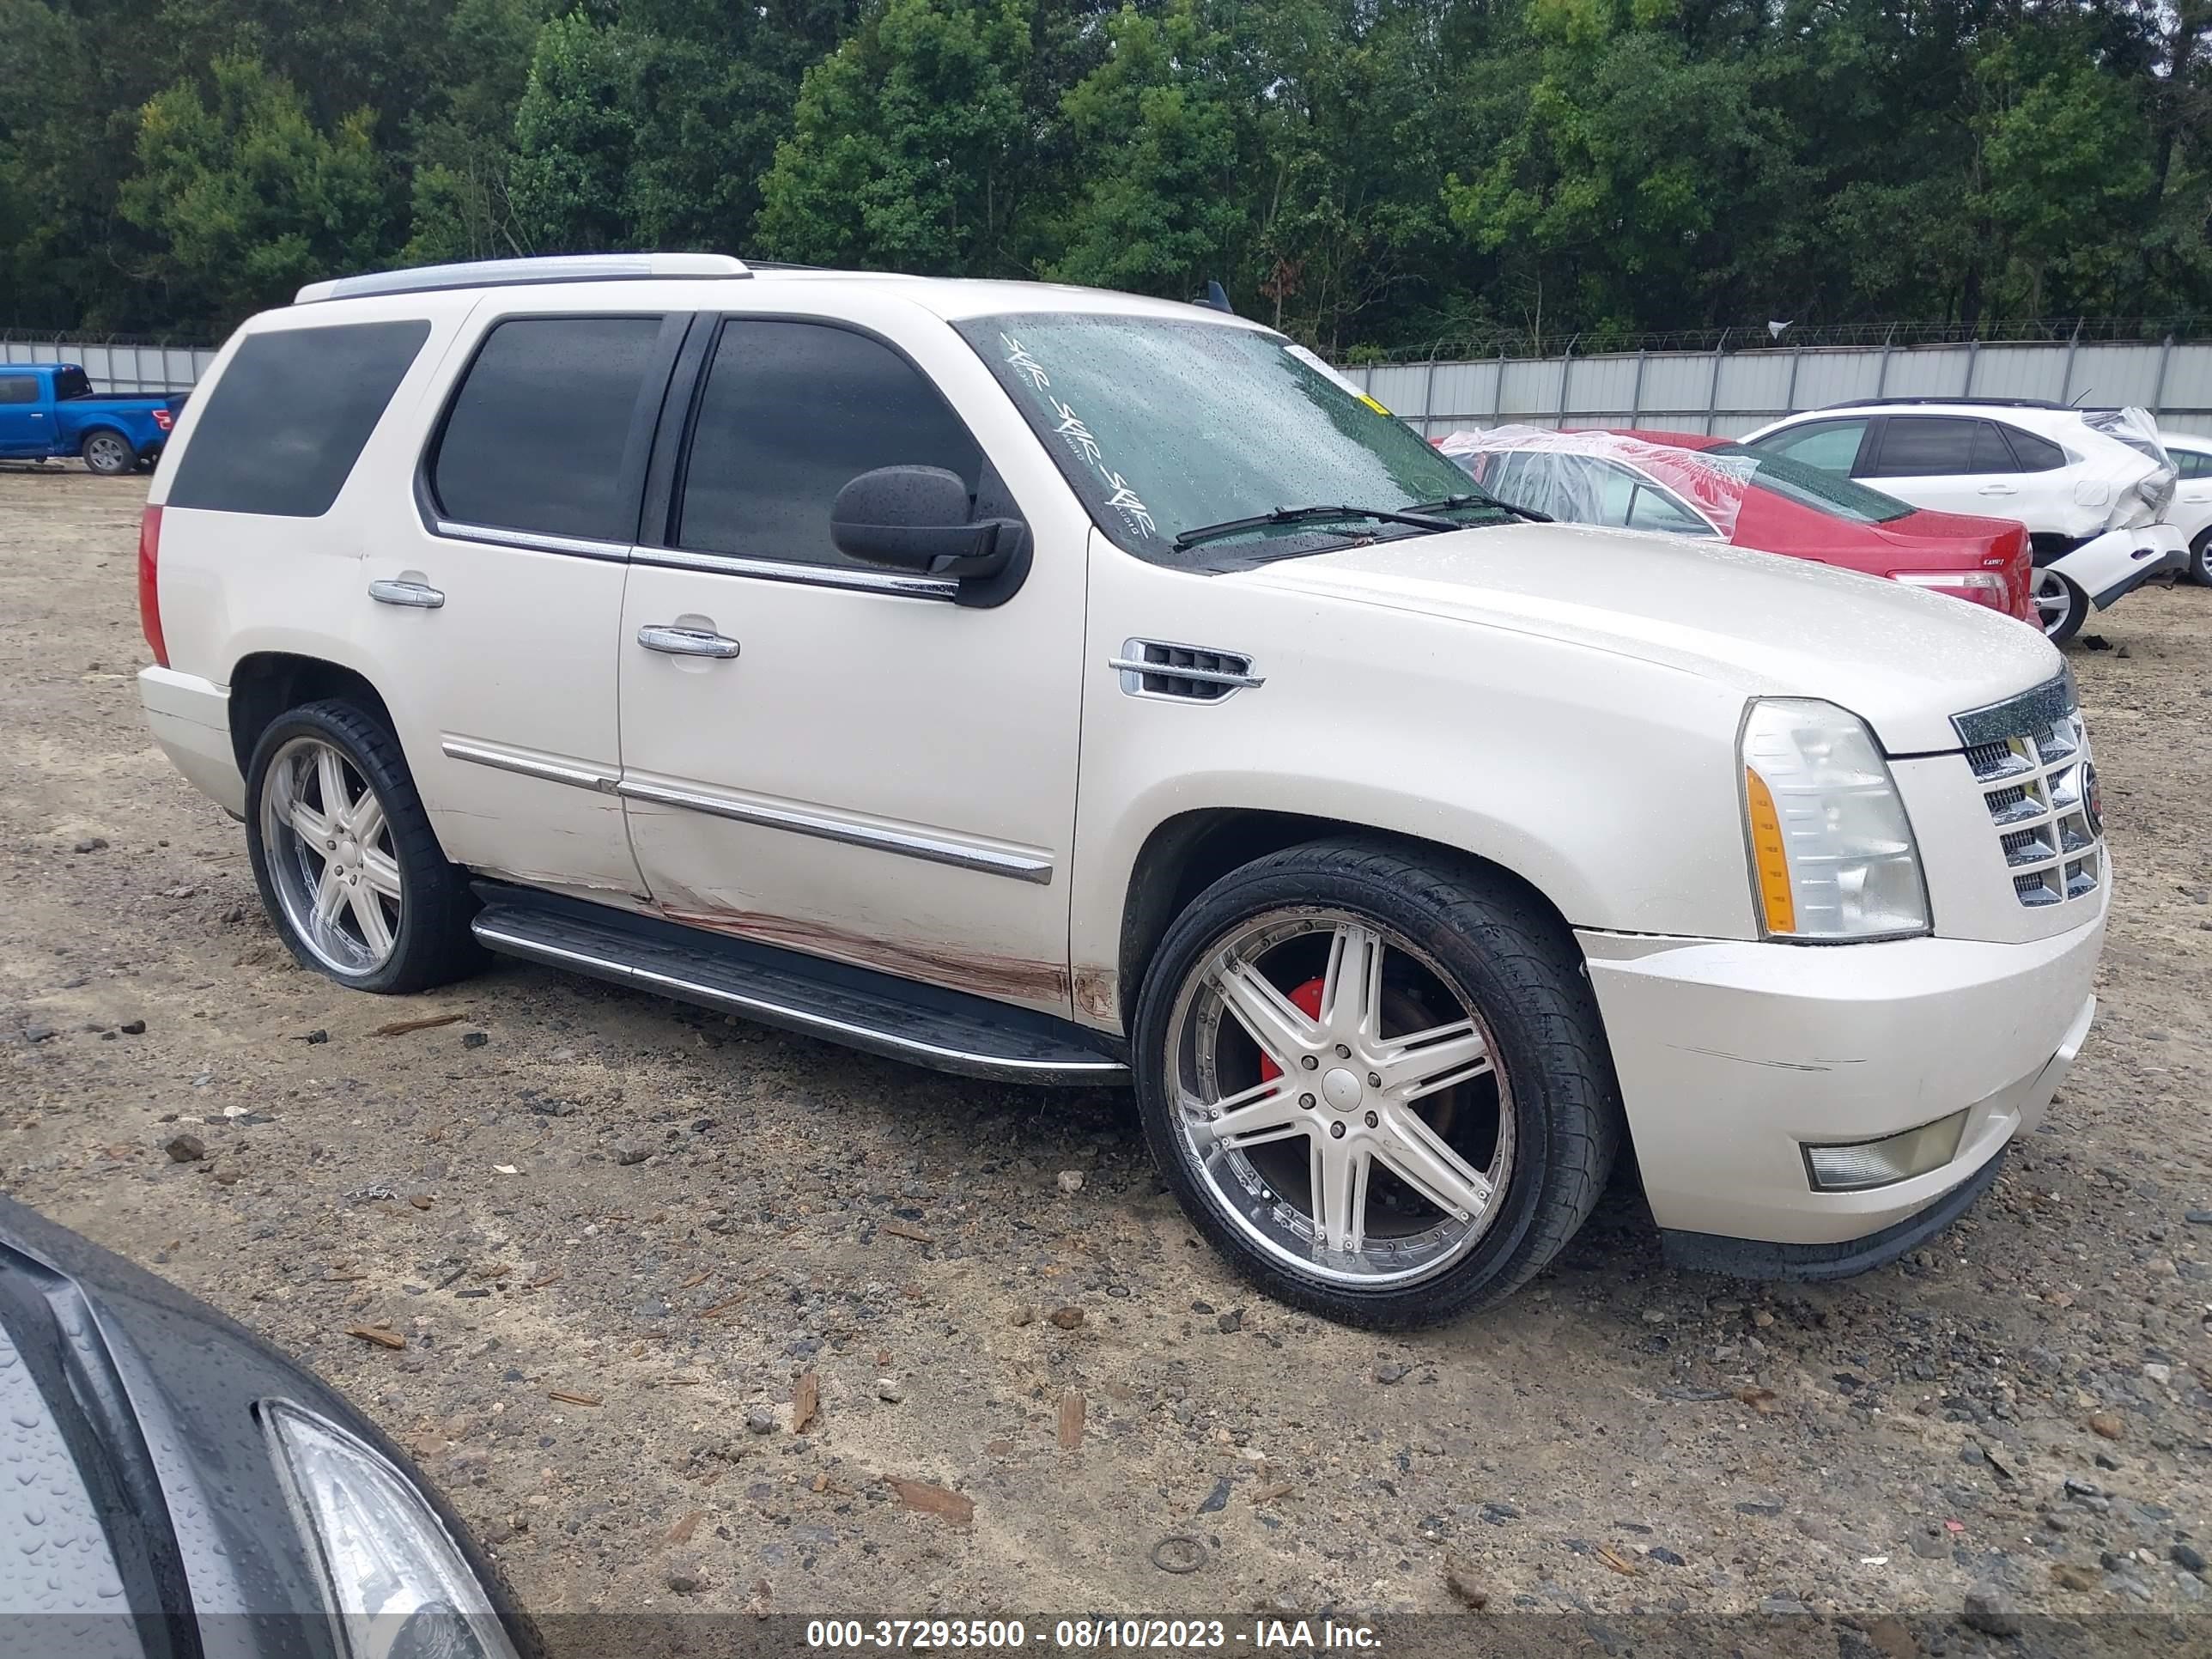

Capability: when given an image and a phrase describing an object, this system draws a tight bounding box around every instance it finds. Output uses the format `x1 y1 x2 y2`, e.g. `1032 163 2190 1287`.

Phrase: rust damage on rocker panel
653 896 1072 1007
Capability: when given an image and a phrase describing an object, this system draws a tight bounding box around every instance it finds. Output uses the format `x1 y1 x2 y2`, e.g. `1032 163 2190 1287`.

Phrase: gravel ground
5 467 2212 1650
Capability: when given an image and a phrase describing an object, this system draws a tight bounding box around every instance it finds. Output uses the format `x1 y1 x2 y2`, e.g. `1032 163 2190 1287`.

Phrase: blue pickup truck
0 363 191 474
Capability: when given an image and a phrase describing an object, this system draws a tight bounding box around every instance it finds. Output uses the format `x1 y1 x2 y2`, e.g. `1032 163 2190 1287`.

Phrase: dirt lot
5 468 2212 1645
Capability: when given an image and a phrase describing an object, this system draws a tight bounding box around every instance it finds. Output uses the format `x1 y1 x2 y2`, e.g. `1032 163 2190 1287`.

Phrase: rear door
363 308 689 900
0 374 46 456
1856 415 2021 514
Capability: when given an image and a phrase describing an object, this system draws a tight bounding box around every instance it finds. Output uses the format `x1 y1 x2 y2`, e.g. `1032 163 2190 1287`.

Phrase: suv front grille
1955 675 2100 909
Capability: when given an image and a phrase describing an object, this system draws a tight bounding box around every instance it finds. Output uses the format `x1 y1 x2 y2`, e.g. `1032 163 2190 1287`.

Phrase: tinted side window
1871 416 1982 476
678 320 981 568
2002 425 2067 471
1971 421 2021 472
0 377 36 405
1627 483 1711 534
2178 449 2212 479
168 320 431 517
54 367 93 400
432 316 665 544
1749 418 1866 474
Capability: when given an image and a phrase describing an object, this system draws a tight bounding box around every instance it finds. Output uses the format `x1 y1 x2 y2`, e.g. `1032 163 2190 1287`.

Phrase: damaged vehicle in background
2159 428 2212 586
0 1195 538 1659
1437 425 2035 625
138 254 2107 1327
1739 399 2185 642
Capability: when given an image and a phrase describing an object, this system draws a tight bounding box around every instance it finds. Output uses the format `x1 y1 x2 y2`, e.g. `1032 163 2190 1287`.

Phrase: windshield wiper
1172 503 1460 551
1407 490 1553 525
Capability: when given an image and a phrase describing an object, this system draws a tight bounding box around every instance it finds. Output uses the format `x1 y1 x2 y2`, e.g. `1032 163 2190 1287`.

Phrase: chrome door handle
368 579 445 609
1978 483 2018 495
637 624 740 659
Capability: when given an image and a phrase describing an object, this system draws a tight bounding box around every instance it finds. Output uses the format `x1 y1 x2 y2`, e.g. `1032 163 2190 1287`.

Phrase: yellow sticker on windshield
1359 394 1393 416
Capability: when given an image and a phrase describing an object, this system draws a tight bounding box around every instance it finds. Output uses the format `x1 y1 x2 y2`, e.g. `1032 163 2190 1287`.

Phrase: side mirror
830 465 1025 580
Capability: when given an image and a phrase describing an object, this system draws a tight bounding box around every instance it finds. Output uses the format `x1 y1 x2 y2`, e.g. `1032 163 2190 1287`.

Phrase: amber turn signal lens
1743 766 1796 934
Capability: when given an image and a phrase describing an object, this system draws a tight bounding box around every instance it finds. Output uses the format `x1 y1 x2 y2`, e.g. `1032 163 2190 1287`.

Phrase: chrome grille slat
1958 680 2100 909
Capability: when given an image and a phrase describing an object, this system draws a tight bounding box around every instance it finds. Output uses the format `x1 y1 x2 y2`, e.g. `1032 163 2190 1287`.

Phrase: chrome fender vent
1109 639 1264 703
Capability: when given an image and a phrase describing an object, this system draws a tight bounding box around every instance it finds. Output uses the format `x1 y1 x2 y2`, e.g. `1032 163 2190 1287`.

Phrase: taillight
138 505 167 667
151 409 173 431
1890 570 2011 613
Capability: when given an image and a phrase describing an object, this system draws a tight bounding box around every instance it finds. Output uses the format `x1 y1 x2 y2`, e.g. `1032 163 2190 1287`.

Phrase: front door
616 305 1085 1014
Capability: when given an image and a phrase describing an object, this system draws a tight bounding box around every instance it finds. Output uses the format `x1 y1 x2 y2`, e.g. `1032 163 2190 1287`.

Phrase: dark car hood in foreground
0 1195 529 1658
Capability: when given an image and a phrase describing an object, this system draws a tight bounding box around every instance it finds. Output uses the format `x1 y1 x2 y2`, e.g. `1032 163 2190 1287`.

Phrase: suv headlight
263 1400 520 1659
1740 699 1929 941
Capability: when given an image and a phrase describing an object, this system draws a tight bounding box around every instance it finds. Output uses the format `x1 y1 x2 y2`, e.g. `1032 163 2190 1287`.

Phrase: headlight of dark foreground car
263 1399 520 1659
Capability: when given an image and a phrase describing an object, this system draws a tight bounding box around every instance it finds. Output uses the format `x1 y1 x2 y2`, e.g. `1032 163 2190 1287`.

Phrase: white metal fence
1344 336 2212 441
15 327 2212 444
1 335 217 393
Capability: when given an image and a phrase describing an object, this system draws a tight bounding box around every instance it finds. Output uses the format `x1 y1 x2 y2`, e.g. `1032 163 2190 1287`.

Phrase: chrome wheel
83 433 129 474
1164 908 1513 1289
2033 568 2075 637
258 737 404 975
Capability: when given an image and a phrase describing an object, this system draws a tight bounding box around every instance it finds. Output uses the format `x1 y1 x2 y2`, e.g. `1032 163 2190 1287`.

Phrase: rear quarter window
2001 426 2068 471
167 320 431 516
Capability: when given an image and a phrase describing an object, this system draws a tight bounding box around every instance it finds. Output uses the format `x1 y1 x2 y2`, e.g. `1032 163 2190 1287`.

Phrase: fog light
1803 1110 1969 1192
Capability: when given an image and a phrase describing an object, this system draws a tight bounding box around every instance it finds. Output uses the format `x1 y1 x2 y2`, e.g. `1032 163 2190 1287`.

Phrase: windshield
1704 443 1915 524
954 313 1510 562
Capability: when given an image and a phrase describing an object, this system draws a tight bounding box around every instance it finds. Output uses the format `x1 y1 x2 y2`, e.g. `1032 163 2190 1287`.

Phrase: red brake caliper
1257 977 1328 1083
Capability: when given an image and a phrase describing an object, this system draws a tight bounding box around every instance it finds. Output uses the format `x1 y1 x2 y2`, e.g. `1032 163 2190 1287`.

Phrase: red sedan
1437 426 2035 625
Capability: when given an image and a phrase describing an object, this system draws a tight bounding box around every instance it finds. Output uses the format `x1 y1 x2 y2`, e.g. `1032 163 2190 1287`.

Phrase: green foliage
1048 2 1250 297
756 0 1036 270
118 55 390 323
0 0 2205 347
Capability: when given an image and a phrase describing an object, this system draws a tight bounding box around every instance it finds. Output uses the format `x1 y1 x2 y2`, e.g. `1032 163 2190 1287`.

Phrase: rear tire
244 701 482 994
1132 838 1621 1328
81 430 136 476
2033 568 2087 644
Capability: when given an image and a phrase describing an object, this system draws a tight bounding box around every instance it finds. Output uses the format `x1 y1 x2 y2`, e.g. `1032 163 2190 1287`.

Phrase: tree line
2 0 2206 356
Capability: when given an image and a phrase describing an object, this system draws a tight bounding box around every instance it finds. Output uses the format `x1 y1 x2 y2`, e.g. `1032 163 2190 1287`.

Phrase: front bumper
1578 900 2105 1256
140 665 244 817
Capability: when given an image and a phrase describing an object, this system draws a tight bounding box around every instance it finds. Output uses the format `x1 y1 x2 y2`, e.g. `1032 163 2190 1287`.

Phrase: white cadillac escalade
135 254 2107 1326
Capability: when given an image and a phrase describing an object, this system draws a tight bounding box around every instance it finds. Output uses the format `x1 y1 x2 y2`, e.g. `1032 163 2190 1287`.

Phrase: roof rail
1814 395 2064 411
295 252 750 306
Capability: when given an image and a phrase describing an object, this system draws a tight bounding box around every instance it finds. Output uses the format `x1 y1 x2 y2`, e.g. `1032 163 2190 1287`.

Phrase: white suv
1741 398 2187 641
137 255 2107 1325
2161 430 2212 586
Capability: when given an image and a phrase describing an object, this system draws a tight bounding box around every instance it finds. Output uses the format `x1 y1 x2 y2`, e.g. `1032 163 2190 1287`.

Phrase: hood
1235 522 2061 754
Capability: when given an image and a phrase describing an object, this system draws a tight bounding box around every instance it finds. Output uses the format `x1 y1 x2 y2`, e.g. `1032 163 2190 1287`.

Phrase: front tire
244 701 480 994
2033 568 2088 644
2191 530 2211 588
1133 840 1621 1328
81 430 136 475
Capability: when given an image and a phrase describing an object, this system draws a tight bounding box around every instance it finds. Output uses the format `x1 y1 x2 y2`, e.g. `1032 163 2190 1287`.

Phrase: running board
469 888 1128 1085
